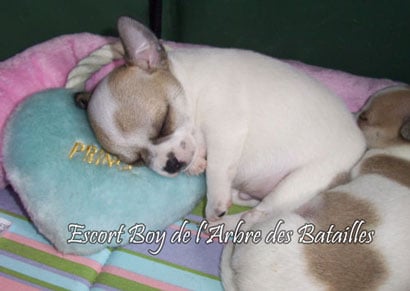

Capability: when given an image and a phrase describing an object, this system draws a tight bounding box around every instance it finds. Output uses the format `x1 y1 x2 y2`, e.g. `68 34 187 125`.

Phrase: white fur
221 213 324 290
88 18 365 222
221 145 410 290
166 46 365 220
219 76 410 290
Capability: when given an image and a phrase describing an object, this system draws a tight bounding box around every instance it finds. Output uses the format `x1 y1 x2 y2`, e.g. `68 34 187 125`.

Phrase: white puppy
77 16 365 221
221 86 410 290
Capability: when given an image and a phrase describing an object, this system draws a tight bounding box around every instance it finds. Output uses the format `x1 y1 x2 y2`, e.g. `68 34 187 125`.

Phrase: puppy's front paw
186 156 207 175
205 198 232 222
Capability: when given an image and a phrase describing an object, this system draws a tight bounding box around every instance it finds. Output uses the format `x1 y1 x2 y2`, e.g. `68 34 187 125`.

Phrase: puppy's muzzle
163 152 186 174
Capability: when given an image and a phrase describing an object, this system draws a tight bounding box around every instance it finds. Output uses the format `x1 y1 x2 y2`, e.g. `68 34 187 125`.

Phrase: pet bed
0 33 402 290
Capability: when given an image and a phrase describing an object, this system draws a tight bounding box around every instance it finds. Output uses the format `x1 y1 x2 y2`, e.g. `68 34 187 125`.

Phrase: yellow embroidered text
68 141 133 171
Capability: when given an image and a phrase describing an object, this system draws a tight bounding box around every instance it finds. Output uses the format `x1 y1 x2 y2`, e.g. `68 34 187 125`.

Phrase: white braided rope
65 41 125 92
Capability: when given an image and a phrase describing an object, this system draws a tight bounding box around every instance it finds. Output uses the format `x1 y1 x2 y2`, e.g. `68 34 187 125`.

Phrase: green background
1 0 409 83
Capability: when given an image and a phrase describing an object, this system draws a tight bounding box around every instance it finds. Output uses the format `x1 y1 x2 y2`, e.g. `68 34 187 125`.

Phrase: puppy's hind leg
231 189 260 207
243 156 359 223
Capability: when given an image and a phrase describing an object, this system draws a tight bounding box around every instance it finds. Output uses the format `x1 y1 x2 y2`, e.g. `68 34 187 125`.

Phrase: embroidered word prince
68 141 133 171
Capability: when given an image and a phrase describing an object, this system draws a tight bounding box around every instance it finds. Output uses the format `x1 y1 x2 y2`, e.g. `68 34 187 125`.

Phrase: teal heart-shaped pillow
3 89 205 255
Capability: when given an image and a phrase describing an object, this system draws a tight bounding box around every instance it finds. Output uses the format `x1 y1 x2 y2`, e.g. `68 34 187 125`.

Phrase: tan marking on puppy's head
84 17 188 166
88 119 117 156
359 154 410 188
304 192 387 290
108 65 180 140
85 17 197 175
357 86 410 148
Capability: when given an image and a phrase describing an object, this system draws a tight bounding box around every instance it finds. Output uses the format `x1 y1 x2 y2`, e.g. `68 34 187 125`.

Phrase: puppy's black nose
163 153 186 174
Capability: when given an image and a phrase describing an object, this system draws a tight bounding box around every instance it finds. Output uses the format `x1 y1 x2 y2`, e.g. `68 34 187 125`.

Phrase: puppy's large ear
117 16 167 71
400 118 410 141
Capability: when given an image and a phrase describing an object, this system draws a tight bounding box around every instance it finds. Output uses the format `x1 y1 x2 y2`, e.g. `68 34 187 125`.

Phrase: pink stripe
3 232 103 272
103 265 188 291
0 275 40 291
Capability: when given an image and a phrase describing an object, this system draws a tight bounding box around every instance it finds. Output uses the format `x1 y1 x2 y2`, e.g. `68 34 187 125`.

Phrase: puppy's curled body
86 17 365 221
167 46 365 218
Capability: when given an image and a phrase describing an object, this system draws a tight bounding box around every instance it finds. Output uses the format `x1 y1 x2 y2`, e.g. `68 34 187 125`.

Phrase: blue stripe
90 284 118 291
0 254 88 290
1 212 50 244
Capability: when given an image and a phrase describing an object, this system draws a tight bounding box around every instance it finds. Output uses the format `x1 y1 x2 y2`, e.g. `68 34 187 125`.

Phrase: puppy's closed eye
153 105 175 143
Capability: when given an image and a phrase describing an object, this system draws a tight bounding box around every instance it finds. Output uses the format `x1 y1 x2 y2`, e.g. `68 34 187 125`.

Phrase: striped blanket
0 186 223 290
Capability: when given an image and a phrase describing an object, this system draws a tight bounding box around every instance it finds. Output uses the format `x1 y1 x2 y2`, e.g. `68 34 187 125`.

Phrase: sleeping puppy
76 16 365 221
221 85 410 290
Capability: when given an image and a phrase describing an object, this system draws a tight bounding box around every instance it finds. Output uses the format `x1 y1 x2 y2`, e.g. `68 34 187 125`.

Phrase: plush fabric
0 33 115 189
0 33 403 189
2 89 205 255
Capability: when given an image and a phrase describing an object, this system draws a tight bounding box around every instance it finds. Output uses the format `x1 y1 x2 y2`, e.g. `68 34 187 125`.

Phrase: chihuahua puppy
77 16 365 221
221 86 410 290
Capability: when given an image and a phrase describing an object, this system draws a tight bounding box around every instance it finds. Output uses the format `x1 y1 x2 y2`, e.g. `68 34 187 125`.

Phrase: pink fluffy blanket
0 33 401 189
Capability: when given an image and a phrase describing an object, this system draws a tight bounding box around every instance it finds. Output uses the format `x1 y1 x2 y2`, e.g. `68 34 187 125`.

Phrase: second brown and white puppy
221 85 410 290
79 17 365 222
